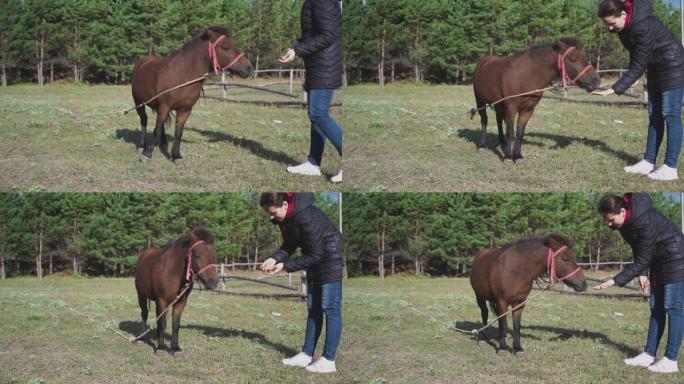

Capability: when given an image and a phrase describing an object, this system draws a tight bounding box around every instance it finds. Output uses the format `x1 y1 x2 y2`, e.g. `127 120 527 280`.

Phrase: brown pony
131 26 253 162
469 233 587 355
134 227 219 356
472 38 600 161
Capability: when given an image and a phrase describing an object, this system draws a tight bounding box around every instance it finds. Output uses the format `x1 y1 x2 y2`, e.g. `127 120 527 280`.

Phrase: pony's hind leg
170 108 193 162
502 105 517 161
135 294 149 345
170 295 189 357
495 107 505 152
476 100 488 152
154 299 169 355
476 296 489 343
135 105 148 153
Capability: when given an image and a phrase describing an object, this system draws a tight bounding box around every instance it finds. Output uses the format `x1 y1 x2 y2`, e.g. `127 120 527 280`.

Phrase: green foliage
343 192 682 276
0 193 338 277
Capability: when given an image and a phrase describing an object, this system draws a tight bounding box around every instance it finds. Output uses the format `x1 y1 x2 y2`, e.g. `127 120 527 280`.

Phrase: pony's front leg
495 298 510 354
171 296 189 357
513 109 534 162
511 301 526 355
171 108 192 162
503 109 516 161
141 107 170 162
155 298 169 355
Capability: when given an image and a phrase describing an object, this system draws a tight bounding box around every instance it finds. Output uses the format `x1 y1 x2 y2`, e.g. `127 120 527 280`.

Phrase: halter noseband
546 245 582 285
185 240 217 282
208 35 245 75
556 46 593 88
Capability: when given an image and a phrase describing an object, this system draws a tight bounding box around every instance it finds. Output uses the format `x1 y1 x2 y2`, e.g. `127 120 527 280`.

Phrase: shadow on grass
115 128 195 154
184 324 298 356
119 321 297 356
188 127 299 166
457 128 640 164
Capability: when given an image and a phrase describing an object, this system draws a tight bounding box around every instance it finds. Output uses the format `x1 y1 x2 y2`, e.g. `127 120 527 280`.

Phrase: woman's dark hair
259 192 289 208
598 0 627 18
598 194 626 215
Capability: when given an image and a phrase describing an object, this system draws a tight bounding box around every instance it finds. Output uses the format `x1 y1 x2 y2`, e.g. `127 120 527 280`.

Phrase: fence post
221 71 227 98
301 90 308 105
288 273 292 288
289 69 294 95
300 271 307 295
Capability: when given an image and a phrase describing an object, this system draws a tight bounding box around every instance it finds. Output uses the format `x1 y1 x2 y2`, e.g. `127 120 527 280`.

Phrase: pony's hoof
514 349 525 356
136 147 144 154
503 158 514 163
172 156 184 163
134 339 146 347
172 350 184 358
477 147 487 154
154 349 167 356
514 157 525 163
497 348 510 355
140 153 151 163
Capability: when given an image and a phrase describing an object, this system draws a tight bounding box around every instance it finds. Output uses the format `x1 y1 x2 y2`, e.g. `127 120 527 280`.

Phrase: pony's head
544 233 587 292
203 26 253 78
184 227 219 289
554 38 600 92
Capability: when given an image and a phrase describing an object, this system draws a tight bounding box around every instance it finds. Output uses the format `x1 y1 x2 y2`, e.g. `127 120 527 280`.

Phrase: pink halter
547 245 582 285
208 35 245 75
185 240 216 282
556 46 594 88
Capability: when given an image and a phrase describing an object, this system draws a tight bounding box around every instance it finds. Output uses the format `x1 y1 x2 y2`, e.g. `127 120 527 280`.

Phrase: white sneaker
330 170 343 183
282 352 312 367
304 357 336 373
648 165 678 181
648 357 679 373
624 159 654 175
287 161 321 176
624 352 655 367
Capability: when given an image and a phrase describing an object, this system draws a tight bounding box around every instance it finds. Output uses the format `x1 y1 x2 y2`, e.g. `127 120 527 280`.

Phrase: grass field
2 275 682 384
344 83 684 192
0 81 342 192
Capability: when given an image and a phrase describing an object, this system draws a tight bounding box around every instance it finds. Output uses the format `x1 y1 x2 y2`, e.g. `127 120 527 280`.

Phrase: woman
278 0 343 183
259 192 343 373
595 193 684 373
594 0 684 181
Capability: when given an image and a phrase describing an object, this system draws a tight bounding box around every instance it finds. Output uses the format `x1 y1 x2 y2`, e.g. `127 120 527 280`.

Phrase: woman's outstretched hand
592 88 615 97
260 258 284 275
278 48 296 63
593 278 615 290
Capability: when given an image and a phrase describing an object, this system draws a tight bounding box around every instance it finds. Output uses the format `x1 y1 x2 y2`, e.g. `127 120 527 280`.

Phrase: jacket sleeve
270 233 298 264
283 211 326 273
612 22 656 95
613 216 656 286
293 0 340 57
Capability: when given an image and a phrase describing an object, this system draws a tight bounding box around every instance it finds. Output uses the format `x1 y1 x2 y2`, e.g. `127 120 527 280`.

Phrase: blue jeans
644 87 684 168
302 280 342 360
644 280 684 360
307 89 343 167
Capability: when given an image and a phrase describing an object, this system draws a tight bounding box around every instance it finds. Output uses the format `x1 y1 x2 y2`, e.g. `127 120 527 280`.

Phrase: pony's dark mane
499 233 573 250
171 26 234 57
513 37 582 59
167 227 215 250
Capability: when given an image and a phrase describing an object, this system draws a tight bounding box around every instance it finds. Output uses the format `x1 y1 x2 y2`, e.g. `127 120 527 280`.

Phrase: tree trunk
378 221 385 280
50 61 54 83
49 250 53 275
342 64 348 87
1 256 5 279
378 27 386 87
255 55 260 77
415 64 420 83
391 253 395 275
596 245 601 273
1 64 6 87
390 61 395 83
37 33 45 87
37 227 43 279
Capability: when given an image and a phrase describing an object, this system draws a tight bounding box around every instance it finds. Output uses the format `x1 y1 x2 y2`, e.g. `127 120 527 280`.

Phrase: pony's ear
199 27 211 41
543 234 574 249
553 39 568 52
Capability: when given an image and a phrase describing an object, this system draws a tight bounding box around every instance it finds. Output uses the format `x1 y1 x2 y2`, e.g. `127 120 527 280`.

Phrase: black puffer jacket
293 0 343 91
612 0 684 95
614 193 684 287
270 193 343 285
